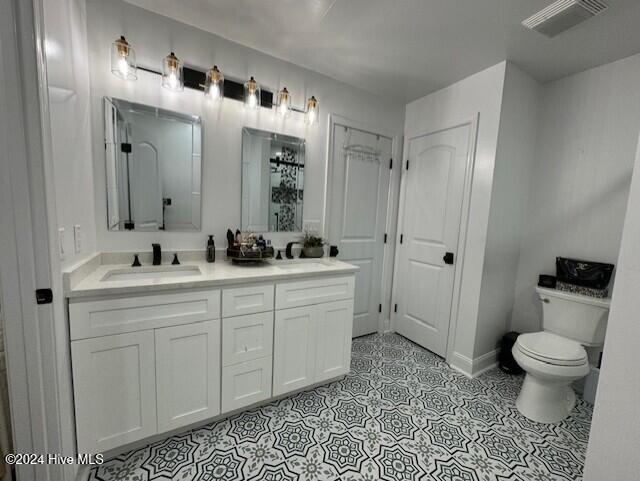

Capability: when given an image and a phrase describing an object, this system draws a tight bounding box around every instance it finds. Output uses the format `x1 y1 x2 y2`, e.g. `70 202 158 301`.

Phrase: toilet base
515 374 576 424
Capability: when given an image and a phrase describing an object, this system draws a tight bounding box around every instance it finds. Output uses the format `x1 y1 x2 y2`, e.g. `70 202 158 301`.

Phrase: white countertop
65 256 358 300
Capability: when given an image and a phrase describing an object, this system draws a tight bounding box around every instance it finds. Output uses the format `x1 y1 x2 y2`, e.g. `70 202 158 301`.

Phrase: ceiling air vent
522 0 608 38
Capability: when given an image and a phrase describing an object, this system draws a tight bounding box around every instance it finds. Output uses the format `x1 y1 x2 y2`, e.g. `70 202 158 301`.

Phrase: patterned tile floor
90 333 592 481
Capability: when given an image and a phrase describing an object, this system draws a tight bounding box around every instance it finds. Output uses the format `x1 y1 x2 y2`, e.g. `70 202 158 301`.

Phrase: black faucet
152 243 161 265
285 242 299 259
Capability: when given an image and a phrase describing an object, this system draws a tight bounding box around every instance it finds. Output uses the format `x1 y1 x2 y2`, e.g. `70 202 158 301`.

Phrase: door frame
323 114 403 334
390 114 479 362
0 0 76 480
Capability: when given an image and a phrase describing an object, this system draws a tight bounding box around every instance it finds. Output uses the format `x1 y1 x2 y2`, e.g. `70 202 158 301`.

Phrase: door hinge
378 304 382 313
400 234 403 244
384 233 387 243
394 303 398 313
406 159 409 170
121 142 132 153
389 158 393 170
35 288 53 305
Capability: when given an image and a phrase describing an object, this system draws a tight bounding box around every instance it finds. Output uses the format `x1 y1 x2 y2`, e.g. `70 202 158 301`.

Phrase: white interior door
394 124 471 357
329 125 392 337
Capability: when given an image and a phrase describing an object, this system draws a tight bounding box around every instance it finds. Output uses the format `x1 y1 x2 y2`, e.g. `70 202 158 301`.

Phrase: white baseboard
449 349 499 378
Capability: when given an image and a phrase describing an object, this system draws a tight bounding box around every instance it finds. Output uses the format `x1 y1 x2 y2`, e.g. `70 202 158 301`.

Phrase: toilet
512 287 610 423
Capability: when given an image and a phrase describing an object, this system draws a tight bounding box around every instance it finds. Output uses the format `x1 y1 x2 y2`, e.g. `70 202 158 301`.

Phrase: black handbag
555 257 613 290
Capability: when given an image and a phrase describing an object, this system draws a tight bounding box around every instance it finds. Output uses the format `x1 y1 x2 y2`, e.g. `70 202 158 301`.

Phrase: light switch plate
73 225 82 253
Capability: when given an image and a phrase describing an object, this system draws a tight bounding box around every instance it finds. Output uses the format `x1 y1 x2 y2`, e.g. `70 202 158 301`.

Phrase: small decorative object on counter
206 235 216 263
226 228 274 264
329 245 339 257
301 230 325 258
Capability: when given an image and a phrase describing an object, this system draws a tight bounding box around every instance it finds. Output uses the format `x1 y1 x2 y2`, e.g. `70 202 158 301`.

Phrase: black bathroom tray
226 246 274 264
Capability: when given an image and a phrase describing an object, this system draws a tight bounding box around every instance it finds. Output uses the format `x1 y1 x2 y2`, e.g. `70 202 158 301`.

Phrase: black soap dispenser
206 235 216 263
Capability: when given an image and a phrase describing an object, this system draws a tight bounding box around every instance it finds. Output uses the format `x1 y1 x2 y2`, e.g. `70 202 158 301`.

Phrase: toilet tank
536 287 610 346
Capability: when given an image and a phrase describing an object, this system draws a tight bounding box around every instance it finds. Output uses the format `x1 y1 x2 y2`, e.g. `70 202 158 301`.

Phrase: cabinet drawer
221 357 272 413
275 275 355 310
222 312 273 366
69 290 221 340
222 284 274 317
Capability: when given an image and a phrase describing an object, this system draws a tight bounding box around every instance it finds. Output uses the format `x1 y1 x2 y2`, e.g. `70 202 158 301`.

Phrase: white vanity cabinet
70 289 222 454
68 269 355 455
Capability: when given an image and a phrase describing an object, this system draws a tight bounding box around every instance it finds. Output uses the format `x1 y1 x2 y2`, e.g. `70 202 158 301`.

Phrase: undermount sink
101 265 202 282
269 259 332 271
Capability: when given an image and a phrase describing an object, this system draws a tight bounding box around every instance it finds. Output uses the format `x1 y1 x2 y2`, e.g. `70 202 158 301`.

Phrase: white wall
474 64 540 360
404 62 507 371
43 0 97 269
511 54 640 333
87 0 405 252
583 134 640 481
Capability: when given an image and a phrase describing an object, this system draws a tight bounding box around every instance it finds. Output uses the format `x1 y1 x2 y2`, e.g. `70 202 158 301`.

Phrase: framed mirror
241 127 305 232
104 97 202 231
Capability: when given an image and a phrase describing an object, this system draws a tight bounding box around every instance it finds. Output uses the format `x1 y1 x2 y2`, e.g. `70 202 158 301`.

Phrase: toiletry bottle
207 235 216 263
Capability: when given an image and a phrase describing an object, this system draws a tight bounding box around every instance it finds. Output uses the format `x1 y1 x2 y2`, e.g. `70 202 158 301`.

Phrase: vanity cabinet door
273 306 317 396
71 331 157 453
221 357 272 413
155 320 221 432
315 300 354 382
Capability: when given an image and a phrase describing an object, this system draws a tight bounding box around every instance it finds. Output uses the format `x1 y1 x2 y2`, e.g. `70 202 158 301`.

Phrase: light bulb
276 87 291 117
118 57 129 77
204 66 224 102
210 83 220 100
305 96 319 125
111 36 136 80
244 76 260 109
169 71 178 89
162 52 183 91
248 93 257 109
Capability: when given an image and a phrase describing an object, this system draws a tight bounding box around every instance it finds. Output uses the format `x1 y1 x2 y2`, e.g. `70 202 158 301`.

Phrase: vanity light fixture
110 36 137 80
244 76 261 109
276 87 292 117
161 52 184 92
305 96 319 125
204 65 224 101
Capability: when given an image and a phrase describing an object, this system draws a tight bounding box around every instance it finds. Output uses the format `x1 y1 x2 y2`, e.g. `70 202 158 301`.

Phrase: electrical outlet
73 224 82 253
58 227 65 260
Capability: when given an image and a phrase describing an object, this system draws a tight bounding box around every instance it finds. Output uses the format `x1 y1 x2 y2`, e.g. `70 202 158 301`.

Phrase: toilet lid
516 332 587 366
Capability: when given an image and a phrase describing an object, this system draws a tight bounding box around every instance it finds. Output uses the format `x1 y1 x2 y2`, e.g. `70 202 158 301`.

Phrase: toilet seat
516 332 587 367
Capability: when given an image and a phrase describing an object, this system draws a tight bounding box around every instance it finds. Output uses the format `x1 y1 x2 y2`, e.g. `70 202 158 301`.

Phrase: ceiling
123 0 640 102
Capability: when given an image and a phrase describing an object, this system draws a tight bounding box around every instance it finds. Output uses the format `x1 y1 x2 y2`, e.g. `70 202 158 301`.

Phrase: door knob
443 252 454 265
